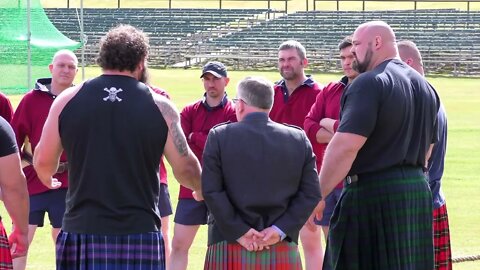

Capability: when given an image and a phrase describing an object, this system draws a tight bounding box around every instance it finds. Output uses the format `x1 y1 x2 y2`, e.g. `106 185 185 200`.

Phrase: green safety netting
0 0 81 94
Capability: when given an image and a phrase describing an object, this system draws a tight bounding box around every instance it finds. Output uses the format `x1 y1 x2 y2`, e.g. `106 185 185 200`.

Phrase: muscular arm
0 153 29 258
155 96 201 193
319 132 367 198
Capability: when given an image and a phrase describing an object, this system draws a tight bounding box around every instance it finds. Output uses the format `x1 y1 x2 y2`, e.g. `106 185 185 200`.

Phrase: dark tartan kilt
56 230 165 270
204 240 302 270
433 203 452 270
324 167 434 270
0 222 12 270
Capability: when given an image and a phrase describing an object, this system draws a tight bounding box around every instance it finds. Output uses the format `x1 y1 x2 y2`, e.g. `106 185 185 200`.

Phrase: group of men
0 20 452 270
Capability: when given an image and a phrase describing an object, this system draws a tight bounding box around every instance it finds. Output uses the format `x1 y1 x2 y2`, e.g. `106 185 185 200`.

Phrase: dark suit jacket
202 112 321 245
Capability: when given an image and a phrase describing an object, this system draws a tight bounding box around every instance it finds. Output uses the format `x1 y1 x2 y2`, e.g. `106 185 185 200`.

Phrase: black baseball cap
200 61 228 78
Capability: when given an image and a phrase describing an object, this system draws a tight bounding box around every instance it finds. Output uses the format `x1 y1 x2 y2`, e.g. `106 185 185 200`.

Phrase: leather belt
344 166 424 186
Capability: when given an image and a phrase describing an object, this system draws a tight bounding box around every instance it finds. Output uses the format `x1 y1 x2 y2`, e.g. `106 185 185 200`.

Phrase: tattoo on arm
170 122 188 156
156 96 188 156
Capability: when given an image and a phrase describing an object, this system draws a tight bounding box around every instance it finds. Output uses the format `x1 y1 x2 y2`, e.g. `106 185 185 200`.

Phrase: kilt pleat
324 169 434 270
0 223 12 270
56 230 165 270
433 203 452 270
204 240 302 270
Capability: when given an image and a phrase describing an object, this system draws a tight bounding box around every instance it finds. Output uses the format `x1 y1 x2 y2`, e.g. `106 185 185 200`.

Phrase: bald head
351 21 399 73
49 49 78 93
52 49 78 65
398 40 424 75
357 21 396 44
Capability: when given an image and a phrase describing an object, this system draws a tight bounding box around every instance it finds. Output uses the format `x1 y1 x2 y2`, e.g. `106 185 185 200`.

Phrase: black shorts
173 198 208 225
29 189 67 228
158 183 173 218
315 187 343 226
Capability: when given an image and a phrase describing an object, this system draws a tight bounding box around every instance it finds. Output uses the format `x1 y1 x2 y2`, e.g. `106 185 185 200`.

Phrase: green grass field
1 67 479 269
1 1 478 269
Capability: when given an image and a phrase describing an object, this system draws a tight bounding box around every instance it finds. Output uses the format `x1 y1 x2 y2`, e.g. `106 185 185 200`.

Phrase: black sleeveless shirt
59 75 168 234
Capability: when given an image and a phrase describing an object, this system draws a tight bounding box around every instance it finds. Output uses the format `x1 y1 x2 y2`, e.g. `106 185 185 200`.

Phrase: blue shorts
29 188 67 228
315 187 343 226
173 199 208 225
158 183 172 218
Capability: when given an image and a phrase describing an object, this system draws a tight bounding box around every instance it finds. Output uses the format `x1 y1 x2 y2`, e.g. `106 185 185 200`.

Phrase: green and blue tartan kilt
0 222 13 270
56 230 165 270
324 166 434 270
204 240 302 270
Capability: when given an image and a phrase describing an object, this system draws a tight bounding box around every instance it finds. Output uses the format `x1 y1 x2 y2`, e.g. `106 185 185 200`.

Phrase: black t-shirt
59 75 168 234
0 116 18 157
338 59 439 175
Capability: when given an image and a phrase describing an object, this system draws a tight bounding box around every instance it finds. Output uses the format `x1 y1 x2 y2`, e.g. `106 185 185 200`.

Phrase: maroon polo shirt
11 79 69 195
0 91 13 123
304 77 348 189
269 77 322 128
178 94 237 199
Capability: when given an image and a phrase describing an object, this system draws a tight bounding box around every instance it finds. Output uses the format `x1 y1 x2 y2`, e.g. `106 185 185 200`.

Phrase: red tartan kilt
204 240 302 270
0 222 13 270
433 203 452 270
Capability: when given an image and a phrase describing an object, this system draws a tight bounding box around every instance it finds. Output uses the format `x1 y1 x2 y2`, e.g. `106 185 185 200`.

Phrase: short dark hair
338 35 353 51
97 24 149 72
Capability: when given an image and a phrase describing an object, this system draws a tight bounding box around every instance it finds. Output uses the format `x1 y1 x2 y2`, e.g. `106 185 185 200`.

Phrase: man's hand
314 199 326 224
192 189 203 201
48 178 62 189
8 228 28 259
257 227 281 249
237 228 264 252
306 199 325 232
320 118 336 133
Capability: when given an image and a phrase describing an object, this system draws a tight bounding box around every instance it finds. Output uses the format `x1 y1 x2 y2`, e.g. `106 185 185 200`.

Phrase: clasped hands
236 227 281 252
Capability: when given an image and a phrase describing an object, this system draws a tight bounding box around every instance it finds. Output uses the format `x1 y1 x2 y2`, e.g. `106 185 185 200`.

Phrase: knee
300 231 323 250
171 236 192 251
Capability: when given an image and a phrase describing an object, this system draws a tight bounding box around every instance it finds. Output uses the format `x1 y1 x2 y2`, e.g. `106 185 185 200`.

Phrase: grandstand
44 8 273 66
44 7 480 75
206 9 480 75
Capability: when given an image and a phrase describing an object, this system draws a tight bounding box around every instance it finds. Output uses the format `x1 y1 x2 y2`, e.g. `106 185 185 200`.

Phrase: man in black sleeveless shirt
34 25 202 270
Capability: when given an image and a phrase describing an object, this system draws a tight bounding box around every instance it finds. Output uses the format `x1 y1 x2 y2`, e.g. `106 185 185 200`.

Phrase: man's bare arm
0 153 29 258
154 95 201 193
319 132 367 198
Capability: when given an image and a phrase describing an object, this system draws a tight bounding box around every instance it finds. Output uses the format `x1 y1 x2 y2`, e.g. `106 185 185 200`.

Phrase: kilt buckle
345 175 359 185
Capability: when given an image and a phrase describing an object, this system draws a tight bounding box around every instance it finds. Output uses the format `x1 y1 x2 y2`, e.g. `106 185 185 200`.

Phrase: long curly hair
97 24 149 72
